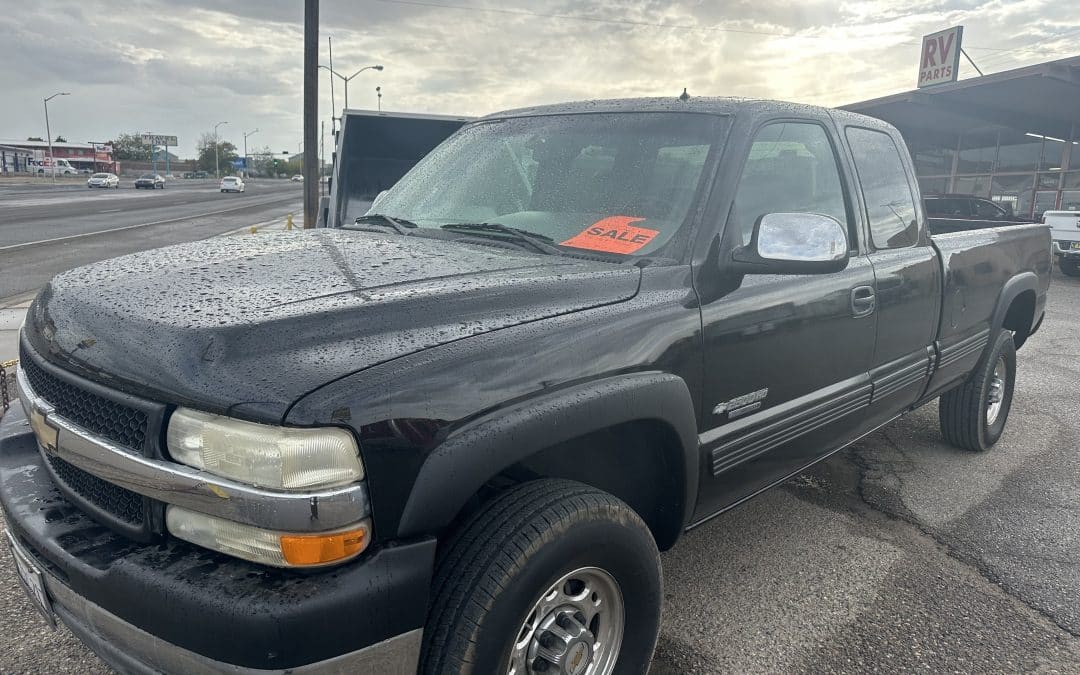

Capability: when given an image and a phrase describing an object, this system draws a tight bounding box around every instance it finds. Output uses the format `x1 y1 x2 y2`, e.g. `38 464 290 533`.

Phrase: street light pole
43 92 70 183
318 64 383 116
213 120 228 179
243 129 258 178
328 36 337 134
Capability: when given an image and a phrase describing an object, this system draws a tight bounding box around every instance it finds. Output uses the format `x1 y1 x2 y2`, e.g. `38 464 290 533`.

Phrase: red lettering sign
561 216 658 254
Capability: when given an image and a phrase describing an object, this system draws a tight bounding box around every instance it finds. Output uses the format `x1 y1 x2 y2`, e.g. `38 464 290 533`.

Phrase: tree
109 133 151 161
26 136 43 142
196 132 239 175
54 135 67 143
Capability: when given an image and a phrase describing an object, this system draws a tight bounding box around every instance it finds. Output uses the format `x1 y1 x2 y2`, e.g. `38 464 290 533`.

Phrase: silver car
87 173 120 189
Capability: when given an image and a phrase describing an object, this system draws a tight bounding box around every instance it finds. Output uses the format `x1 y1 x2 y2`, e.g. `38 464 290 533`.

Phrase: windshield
368 112 726 257
139 174 155 179
92 173 110 178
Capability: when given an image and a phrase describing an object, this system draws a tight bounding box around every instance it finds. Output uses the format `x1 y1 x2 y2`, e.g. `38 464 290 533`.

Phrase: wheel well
448 420 687 552
1002 290 1036 350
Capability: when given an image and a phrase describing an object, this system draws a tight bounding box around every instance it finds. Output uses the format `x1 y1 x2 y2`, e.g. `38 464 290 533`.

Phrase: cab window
728 121 852 249
846 127 920 249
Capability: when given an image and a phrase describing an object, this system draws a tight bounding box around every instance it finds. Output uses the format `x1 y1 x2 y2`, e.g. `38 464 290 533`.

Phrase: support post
303 0 319 228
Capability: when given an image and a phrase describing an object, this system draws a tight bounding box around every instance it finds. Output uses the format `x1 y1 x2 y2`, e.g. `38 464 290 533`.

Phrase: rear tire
1059 258 1080 277
421 479 661 675
939 330 1016 451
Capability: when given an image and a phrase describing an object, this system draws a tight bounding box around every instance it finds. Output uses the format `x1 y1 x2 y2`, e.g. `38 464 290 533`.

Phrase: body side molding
707 374 872 477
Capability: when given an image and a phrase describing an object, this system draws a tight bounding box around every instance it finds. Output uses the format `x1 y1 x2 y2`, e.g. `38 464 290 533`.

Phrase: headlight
166 506 370 568
166 408 363 490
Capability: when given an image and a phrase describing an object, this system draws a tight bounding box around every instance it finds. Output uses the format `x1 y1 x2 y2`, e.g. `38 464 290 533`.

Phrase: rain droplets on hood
33 229 640 416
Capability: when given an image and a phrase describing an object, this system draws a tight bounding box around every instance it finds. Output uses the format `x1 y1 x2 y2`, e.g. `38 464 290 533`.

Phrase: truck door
844 126 941 420
695 119 877 520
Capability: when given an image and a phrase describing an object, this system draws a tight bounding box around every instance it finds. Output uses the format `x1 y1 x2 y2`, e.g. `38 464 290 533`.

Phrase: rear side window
846 127 920 249
729 122 851 246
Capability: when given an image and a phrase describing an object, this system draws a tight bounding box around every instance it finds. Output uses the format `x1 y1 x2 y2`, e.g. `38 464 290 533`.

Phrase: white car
290 174 303 182
87 173 120 189
220 177 245 193
1046 210 1080 276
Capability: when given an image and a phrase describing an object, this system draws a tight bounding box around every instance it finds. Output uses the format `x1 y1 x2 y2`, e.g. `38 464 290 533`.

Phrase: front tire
421 479 661 675
1059 258 1080 277
939 330 1016 451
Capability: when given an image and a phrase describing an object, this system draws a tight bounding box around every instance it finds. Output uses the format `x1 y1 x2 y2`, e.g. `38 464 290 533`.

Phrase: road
0 257 1078 670
0 179 304 299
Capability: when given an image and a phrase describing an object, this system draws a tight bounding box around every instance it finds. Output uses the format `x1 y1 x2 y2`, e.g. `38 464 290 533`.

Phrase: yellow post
286 213 294 230
250 225 258 234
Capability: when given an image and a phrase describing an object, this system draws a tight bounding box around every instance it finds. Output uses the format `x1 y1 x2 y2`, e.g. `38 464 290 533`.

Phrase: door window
729 122 851 247
971 199 1006 220
846 127 920 249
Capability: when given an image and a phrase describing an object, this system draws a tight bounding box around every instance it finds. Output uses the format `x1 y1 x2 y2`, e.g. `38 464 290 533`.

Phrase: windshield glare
369 112 725 257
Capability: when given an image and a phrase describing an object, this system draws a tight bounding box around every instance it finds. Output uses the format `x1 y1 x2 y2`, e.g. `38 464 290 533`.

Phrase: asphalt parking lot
1 270 1078 673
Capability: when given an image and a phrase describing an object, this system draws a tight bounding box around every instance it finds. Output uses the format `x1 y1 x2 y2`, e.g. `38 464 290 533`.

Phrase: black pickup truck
1 98 1051 674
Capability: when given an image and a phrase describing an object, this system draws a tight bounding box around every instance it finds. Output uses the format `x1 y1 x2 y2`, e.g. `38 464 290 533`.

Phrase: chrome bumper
1053 241 1080 255
42 568 421 675
15 363 369 532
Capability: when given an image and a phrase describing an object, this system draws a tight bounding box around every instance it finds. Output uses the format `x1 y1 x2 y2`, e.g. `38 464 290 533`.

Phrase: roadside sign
93 143 113 153
918 26 963 88
141 134 178 147
232 158 247 169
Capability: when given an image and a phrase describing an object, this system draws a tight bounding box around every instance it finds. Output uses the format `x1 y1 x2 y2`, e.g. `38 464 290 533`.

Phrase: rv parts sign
918 26 963 88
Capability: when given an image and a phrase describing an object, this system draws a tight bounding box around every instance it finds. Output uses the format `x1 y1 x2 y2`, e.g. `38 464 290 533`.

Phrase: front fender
396 372 699 539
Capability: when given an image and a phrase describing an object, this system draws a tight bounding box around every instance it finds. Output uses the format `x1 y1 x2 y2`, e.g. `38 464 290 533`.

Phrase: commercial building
0 145 33 174
0 139 117 173
845 54 1080 220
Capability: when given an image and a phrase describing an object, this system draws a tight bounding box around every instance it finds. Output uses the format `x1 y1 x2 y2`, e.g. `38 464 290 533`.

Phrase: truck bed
925 223 1051 396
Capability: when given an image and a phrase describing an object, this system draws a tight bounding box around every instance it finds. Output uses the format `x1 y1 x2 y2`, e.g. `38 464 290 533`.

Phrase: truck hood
25 229 640 420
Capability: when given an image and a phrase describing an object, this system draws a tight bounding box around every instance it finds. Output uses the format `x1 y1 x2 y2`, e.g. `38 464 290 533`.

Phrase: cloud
1 0 1077 158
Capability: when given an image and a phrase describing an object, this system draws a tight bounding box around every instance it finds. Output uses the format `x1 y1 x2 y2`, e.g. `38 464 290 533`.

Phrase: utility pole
243 129 259 178
320 119 325 196
43 92 69 183
328 36 336 134
213 121 228 179
303 0 319 228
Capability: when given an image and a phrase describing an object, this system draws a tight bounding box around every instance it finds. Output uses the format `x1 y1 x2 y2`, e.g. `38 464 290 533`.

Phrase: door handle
851 286 876 317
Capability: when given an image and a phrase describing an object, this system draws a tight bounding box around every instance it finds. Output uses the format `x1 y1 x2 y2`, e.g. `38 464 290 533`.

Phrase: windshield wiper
352 213 418 235
440 222 564 256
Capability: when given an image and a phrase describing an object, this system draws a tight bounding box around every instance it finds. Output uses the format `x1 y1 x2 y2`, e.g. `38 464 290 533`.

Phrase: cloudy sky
2 0 1078 158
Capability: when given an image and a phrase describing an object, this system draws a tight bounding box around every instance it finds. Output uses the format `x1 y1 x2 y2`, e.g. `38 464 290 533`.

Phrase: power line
373 0 838 38
374 0 1076 57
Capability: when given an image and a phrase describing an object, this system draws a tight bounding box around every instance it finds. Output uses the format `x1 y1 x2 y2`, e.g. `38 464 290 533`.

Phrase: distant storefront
0 140 117 173
845 55 1080 220
0 145 33 174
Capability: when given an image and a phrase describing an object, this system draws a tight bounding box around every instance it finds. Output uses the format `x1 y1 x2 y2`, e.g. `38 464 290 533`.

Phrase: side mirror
732 212 850 275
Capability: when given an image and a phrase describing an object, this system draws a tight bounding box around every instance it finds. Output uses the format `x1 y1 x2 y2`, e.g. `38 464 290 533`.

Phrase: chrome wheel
986 355 1006 426
506 567 624 675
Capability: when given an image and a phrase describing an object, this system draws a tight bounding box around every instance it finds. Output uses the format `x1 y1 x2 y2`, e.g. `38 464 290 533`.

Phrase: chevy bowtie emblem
29 407 59 453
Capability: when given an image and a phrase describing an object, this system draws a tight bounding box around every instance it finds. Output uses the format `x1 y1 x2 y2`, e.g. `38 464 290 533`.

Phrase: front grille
45 455 145 525
19 344 148 450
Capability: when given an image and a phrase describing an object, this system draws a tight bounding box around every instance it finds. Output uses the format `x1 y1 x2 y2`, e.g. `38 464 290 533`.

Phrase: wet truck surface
1 97 1051 674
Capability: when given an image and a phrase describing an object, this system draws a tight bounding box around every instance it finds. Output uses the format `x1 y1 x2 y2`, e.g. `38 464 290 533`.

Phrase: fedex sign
918 26 963 88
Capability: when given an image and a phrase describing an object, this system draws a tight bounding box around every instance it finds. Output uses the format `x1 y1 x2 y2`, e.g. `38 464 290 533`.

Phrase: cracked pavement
1 273 1078 673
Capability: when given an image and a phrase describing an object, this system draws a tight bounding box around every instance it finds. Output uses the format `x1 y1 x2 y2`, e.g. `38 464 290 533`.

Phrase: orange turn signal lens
280 523 370 566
